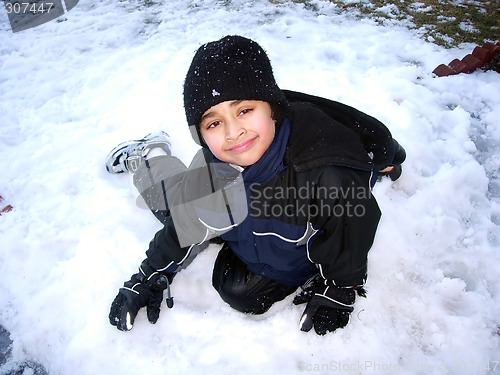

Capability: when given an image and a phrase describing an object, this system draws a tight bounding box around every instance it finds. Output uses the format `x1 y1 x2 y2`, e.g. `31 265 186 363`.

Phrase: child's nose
225 120 245 140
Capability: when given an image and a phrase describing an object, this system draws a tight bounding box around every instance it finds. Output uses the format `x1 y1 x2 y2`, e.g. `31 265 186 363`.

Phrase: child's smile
199 100 276 167
227 136 257 153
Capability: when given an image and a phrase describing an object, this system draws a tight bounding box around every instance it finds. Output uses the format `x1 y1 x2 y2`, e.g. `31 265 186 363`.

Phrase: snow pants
212 243 298 314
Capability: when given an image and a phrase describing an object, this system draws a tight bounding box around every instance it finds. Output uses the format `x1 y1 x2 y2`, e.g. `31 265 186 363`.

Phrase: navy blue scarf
242 118 290 184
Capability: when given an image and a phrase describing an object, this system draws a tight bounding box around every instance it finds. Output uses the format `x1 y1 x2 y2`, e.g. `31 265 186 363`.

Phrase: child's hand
295 280 364 335
109 265 174 331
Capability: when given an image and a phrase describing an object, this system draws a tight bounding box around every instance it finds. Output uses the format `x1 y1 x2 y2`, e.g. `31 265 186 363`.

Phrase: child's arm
296 166 380 335
109 150 248 331
307 167 381 287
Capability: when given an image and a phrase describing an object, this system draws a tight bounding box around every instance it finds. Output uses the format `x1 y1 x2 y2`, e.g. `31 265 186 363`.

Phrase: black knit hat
183 35 288 146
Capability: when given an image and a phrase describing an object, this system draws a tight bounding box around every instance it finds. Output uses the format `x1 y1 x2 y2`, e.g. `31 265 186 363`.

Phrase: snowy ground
1 0 499 374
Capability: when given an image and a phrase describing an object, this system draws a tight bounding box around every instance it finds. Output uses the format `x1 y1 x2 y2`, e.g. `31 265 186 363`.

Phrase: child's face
199 100 276 167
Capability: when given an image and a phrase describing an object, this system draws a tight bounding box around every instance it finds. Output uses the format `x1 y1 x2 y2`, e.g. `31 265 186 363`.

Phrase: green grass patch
326 0 499 47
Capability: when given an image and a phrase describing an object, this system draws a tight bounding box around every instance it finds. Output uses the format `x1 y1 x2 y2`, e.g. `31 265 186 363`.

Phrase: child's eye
239 108 253 116
206 120 221 129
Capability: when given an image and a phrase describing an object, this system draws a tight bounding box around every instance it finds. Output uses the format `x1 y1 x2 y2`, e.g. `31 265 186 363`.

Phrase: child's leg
392 139 406 166
212 243 297 314
105 132 174 224
133 156 187 225
376 139 406 182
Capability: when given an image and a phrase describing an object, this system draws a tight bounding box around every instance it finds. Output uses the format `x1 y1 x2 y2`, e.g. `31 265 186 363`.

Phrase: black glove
109 260 174 331
294 277 366 335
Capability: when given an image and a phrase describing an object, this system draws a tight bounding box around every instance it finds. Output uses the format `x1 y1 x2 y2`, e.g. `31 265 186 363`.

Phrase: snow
1 0 499 374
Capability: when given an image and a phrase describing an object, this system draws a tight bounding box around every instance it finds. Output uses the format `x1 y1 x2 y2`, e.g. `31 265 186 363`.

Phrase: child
107 35 405 335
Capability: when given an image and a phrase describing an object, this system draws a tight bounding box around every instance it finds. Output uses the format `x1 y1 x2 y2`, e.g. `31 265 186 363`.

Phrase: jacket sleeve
307 166 381 287
145 214 199 273
133 149 248 272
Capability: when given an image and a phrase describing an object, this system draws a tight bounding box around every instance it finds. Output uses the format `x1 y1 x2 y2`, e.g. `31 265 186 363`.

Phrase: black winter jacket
140 91 396 287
